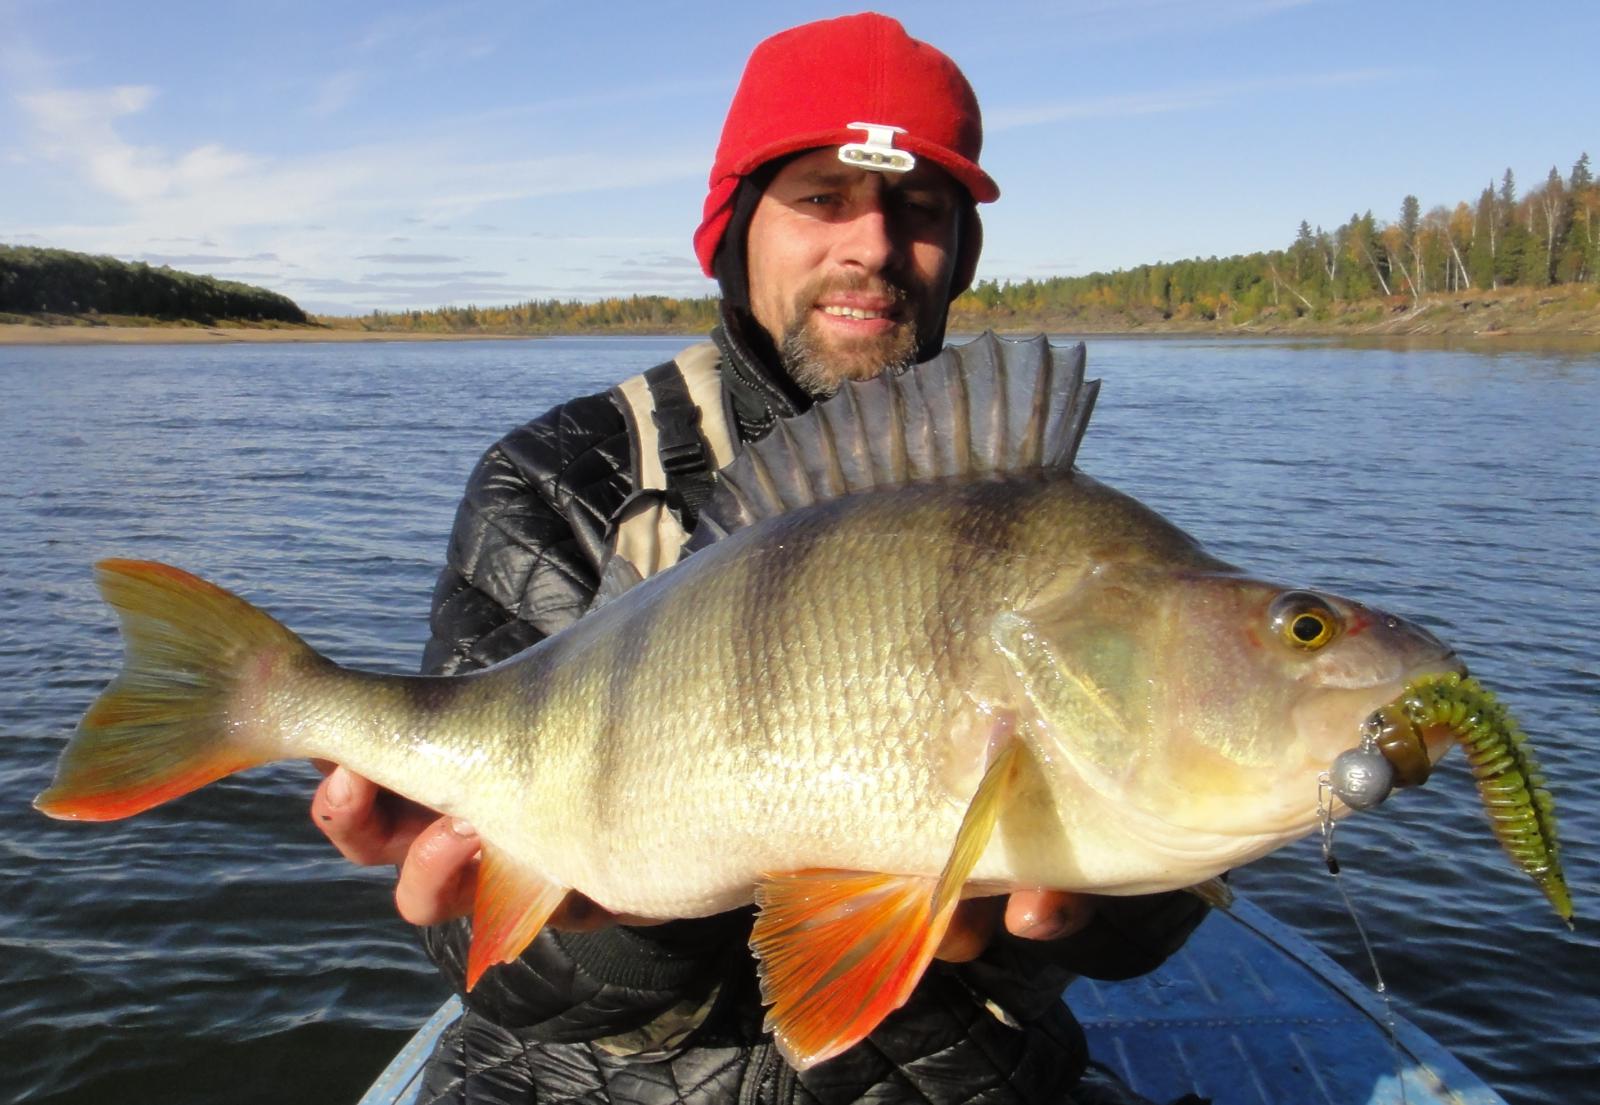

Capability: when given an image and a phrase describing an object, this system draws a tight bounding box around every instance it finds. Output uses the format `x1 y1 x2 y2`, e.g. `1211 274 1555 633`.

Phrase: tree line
349 295 722 334
950 152 1598 326
346 152 1596 334
0 245 308 324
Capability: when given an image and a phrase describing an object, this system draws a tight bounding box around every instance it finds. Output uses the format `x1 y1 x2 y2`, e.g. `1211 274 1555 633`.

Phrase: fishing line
1318 775 1409 1105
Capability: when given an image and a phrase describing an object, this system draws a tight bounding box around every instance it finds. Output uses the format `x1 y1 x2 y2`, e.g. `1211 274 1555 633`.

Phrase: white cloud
22 83 152 124
14 78 702 243
7 80 707 313
307 69 367 117
19 85 261 203
0 15 719 312
989 69 1399 130
352 7 498 67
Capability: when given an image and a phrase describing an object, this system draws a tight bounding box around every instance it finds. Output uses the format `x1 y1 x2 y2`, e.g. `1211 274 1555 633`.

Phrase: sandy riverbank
0 323 533 345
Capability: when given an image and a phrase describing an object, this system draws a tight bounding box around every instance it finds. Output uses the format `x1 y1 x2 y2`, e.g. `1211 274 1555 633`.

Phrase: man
313 14 1205 1104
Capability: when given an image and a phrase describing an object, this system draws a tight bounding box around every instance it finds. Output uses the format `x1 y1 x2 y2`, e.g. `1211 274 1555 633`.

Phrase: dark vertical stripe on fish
590 586 673 827
927 477 1041 684
726 501 844 755
396 674 473 714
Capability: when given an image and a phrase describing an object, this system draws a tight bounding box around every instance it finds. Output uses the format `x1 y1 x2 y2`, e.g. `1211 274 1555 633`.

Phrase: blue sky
3 0 1595 316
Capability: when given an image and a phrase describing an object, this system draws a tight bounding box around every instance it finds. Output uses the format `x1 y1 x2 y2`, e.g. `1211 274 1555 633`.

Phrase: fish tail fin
35 559 315 821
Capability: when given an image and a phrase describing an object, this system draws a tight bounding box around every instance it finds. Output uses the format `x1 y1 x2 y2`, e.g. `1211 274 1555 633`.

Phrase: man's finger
312 767 389 864
1004 889 1092 941
935 897 1002 962
311 767 433 866
394 817 481 926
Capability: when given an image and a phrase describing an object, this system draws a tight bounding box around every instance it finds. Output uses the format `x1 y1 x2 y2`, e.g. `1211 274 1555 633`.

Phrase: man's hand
935 891 1094 962
311 766 651 929
312 766 478 924
313 766 1093 947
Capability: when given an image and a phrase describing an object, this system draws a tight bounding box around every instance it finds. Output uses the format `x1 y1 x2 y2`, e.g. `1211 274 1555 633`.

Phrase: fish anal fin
465 846 567 990
752 741 1023 1069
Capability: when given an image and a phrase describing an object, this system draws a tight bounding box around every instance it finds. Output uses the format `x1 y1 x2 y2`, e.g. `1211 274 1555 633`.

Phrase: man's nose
835 200 898 273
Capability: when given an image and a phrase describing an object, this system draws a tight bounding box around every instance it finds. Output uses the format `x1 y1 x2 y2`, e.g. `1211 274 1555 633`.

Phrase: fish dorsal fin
690 332 1098 547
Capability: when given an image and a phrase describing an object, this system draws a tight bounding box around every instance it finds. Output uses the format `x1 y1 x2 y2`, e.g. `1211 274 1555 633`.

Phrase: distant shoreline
4 283 1598 347
5 323 1597 353
0 323 534 346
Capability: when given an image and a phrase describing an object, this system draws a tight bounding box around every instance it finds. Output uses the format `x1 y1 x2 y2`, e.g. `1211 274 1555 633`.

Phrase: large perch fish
36 335 1568 1070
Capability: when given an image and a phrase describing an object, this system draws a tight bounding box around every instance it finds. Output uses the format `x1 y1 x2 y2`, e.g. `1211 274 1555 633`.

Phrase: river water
1 335 1595 1105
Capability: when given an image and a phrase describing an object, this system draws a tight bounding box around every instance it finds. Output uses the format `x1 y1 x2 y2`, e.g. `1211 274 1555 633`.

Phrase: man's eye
894 193 950 219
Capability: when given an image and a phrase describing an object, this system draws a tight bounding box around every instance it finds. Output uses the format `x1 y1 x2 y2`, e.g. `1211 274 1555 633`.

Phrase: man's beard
777 277 921 397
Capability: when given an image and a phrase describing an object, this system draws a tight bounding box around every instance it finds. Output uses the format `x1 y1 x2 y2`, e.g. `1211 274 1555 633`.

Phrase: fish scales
437 474 1209 917
535 485 1021 914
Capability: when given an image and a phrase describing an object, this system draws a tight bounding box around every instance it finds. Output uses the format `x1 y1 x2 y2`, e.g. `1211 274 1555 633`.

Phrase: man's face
746 148 963 394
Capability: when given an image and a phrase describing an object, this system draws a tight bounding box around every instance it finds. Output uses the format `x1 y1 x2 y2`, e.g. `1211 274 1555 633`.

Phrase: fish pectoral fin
751 741 1023 1070
989 609 1140 770
465 845 568 990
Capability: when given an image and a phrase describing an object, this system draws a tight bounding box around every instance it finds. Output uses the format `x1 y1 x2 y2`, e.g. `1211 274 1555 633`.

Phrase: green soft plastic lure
1400 673 1572 925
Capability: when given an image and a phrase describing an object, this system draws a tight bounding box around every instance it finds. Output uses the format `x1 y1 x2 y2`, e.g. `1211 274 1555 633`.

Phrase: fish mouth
1365 653 1469 785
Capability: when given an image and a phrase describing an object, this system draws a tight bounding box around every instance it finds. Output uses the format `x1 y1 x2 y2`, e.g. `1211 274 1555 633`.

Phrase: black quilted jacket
410 320 1207 1105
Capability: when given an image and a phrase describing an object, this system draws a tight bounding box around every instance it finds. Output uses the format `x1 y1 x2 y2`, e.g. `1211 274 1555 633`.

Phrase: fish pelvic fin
34 559 315 821
751 741 1023 1070
465 845 568 990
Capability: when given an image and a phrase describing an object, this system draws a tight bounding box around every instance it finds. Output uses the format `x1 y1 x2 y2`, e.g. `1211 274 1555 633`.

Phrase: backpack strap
606 342 737 584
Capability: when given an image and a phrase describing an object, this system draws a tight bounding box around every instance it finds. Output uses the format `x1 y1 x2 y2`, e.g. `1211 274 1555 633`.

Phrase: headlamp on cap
838 123 915 174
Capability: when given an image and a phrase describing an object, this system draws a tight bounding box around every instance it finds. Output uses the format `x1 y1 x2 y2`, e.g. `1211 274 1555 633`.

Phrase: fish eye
1269 591 1342 651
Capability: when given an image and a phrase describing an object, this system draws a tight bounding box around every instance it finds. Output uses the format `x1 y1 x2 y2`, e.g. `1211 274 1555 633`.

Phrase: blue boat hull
1075 899 1504 1104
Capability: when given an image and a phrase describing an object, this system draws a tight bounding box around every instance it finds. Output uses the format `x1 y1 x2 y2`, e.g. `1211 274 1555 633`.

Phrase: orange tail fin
35 559 313 821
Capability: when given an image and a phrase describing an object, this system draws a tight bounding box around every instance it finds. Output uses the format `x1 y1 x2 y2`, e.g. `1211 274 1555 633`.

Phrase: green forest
346 295 723 335
951 154 1600 327
0 245 308 324
6 153 1596 334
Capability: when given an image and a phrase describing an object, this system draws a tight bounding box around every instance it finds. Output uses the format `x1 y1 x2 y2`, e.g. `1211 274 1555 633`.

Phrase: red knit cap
693 13 998 277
